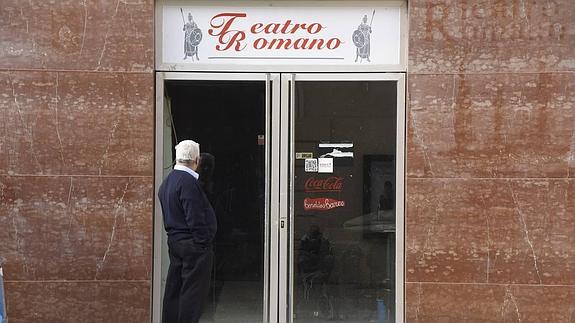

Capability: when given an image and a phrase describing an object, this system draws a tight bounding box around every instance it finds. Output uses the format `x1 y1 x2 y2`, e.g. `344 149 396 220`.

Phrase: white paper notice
318 158 334 173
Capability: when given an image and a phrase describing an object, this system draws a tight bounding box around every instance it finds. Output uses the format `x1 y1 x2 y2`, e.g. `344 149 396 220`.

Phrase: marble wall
0 1 154 322
406 0 575 322
1 0 574 322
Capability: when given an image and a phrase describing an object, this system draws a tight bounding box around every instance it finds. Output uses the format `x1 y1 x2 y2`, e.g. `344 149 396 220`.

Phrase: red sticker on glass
304 198 345 211
304 176 344 192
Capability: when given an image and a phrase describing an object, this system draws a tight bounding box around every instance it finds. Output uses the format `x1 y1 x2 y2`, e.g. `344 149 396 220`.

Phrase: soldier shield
190 27 203 46
352 29 367 49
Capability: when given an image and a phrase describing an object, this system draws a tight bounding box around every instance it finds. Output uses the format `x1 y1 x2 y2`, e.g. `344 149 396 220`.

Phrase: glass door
154 73 282 323
154 72 405 323
279 74 406 323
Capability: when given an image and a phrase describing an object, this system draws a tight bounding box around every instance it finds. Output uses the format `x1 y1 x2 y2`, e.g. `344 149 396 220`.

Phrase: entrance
153 73 405 323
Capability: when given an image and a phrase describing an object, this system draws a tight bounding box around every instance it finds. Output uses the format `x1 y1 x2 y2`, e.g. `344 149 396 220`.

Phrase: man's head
188 13 193 22
175 139 200 170
363 15 368 23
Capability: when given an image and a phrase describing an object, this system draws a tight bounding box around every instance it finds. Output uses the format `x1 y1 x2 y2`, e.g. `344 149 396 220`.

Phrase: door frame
279 73 406 323
153 72 279 323
153 72 406 323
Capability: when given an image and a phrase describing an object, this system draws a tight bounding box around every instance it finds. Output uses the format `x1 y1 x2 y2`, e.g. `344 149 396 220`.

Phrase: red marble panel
0 0 153 72
0 70 154 176
406 178 575 285
405 282 575 323
4 281 150 323
407 73 575 178
0 176 153 281
408 0 575 73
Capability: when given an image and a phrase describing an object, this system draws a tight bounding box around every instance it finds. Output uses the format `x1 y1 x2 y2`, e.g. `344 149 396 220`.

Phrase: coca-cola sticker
304 198 345 211
304 176 343 192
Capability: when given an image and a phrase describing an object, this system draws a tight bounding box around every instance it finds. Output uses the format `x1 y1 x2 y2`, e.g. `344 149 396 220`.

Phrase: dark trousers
162 238 213 323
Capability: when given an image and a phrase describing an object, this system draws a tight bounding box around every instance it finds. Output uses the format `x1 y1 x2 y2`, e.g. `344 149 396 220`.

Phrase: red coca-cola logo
304 198 345 211
304 176 343 192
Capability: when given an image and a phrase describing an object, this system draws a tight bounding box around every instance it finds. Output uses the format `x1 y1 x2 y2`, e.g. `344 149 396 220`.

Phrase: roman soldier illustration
352 11 375 63
181 9 202 61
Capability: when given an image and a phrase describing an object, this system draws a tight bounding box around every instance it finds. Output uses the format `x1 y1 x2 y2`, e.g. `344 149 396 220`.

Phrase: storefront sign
304 176 344 193
304 198 345 211
161 4 402 69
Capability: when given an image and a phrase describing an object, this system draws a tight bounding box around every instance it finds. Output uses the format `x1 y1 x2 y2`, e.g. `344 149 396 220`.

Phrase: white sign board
160 3 403 71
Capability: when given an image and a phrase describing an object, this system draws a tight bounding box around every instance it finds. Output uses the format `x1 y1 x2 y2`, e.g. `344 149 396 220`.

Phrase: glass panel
165 80 266 323
293 81 397 323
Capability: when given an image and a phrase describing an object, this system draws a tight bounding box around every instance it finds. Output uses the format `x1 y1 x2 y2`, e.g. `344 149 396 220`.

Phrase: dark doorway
165 80 266 322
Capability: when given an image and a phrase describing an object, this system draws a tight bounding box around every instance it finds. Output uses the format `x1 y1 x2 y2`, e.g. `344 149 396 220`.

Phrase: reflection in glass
166 81 266 323
293 81 397 323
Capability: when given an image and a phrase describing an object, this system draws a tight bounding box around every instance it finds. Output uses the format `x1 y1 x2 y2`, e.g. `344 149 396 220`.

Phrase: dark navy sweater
158 169 217 244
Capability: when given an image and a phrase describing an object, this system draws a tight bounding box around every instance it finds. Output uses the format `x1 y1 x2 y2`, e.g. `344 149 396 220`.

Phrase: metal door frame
153 72 280 323
278 73 406 323
153 72 406 323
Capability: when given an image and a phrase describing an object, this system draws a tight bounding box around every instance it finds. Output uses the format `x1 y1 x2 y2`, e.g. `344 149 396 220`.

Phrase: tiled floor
200 281 263 323
199 281 394 323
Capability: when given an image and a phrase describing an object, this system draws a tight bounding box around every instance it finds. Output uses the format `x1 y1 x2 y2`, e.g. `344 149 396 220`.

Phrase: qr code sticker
305 158 318 172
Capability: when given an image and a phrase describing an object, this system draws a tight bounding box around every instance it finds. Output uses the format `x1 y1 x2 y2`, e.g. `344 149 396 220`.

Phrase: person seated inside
297 225 335 318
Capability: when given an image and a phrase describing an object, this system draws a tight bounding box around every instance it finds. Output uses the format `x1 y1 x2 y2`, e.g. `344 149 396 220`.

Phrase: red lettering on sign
326 38 343 49
304 198 345 211
264 23 282 34
253 38 267 49
207 12 341 52
208 13 247 51
280 20 294 34
307 23 323 34
304 177 344 192
251 22 264 34
251 37 342 50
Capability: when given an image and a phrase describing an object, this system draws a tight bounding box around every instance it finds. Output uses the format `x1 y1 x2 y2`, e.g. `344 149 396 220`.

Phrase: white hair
175 140 200 163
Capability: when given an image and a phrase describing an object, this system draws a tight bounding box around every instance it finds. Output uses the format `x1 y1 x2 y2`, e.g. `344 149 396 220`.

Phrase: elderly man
158 140 217 323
